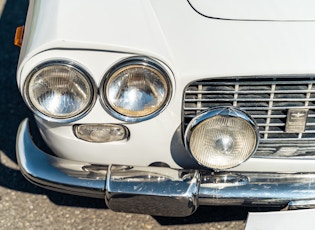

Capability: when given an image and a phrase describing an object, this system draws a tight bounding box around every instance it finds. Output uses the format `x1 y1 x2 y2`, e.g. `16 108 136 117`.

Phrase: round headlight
24 61 96 121
101 57 172 122
185 107 259 170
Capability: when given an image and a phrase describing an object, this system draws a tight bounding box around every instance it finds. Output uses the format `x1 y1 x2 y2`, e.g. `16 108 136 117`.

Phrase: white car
15 0 315 217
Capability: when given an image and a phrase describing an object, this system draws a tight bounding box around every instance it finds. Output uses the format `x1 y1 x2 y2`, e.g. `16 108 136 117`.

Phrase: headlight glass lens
25 62 95 120
103 58 171 121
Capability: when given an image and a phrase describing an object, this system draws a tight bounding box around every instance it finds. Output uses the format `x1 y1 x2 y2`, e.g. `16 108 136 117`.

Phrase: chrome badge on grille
285 109 308 133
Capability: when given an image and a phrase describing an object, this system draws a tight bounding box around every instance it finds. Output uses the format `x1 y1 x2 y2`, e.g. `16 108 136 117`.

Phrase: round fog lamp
185 108 259 170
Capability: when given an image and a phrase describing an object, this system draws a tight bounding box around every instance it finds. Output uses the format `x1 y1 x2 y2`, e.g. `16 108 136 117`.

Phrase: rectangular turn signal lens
74 124 129 143
14 26 24 47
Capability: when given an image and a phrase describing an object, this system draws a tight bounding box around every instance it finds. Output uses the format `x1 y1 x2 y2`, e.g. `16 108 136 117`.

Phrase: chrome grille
183 76 315 158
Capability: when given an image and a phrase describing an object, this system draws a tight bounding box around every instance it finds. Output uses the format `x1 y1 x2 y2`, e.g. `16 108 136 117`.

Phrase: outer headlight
100 57 172 122
185 107 259 170
24 61 96 122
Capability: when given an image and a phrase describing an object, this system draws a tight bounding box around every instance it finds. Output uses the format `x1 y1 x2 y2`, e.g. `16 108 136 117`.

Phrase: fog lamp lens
185 108 259 170
74 124 129 143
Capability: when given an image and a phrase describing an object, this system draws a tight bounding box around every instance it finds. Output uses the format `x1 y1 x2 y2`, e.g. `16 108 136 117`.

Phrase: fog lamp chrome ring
185 107 259 170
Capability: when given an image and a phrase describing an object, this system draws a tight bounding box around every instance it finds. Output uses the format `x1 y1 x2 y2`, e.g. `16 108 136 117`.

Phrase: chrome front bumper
16 119 315 217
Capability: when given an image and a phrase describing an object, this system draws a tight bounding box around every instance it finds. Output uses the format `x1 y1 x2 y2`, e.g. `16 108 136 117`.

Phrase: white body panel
245 209 315 230
17 0 315 171
188 0 315 21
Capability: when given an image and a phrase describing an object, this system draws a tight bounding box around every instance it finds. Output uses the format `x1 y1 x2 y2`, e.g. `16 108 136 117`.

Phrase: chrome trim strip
286 200 315 210
16 118 315 216
188 79 315 85
184 106 315 111
199 172 315 206
186 90 315 94
185 98 315 102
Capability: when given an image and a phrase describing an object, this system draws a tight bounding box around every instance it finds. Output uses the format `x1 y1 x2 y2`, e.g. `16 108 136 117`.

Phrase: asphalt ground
0 1 276 229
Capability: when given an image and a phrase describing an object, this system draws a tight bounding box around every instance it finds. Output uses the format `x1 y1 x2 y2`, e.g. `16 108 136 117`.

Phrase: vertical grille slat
183 76 315 158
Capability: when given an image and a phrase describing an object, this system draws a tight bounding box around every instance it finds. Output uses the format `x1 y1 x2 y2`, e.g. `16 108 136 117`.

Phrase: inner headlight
24 61 96 121
101 57 172 122
185 107 259 170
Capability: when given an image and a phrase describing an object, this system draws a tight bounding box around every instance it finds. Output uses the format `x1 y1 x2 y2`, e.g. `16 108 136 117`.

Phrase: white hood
188 0 315 21
20 0 315 82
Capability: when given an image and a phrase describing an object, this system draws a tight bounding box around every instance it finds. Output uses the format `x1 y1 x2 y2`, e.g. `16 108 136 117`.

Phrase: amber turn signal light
14 26 24 47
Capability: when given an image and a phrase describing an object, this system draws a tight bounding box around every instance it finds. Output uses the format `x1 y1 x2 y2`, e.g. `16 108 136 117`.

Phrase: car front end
16 0 315 217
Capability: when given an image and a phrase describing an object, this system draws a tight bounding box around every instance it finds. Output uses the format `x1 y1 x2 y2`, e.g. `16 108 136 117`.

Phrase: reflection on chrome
16 118 315 216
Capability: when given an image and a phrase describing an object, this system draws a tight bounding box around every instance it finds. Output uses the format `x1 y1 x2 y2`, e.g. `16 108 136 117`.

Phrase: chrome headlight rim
184 107 260 170
23 60 97 123
100 56 173 122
